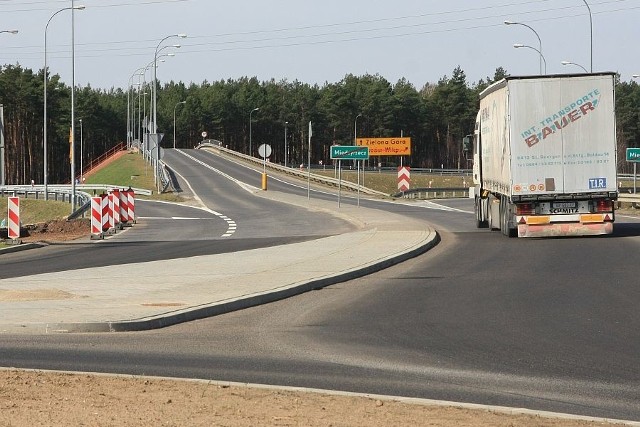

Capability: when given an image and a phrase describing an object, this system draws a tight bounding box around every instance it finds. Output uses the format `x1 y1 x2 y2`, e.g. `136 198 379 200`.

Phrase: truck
465 73 618 238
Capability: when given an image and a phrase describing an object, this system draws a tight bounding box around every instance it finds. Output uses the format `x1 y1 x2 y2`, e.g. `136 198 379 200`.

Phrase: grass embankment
314 169 467 194
0 151 180 232
82 150 184 202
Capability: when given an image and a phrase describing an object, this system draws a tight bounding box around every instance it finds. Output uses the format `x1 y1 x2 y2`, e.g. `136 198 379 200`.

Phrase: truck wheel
475 197 488 228
500 196 517 237
488 196 499 231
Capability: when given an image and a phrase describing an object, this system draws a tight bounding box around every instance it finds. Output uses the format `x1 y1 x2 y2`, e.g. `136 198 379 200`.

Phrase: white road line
156 154 239 238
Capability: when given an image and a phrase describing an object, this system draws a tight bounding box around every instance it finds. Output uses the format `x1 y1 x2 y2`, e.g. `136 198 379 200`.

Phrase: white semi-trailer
466 73 618 237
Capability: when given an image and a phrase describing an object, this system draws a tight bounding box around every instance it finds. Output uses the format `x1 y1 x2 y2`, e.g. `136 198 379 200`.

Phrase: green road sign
627 148 640 162
330 145 369 160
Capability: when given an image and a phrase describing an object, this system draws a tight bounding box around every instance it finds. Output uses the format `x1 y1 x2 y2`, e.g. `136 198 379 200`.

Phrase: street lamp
173 100 186 149
43 4 85 201
79 118 83 184
0 30 18 35
582 0 593 72
504 21 543 75
561 60 588 73
354 113 362 144
249 107 259 156
152 34 186 135
513 43 547 74
284 121 288 168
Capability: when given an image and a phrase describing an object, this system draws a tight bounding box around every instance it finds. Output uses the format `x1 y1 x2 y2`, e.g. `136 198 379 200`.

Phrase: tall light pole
582 0 593 72
0 31 16 186
79 118 83 184
284 121 288 167
561 60 588 73
44 4 85 200
152 34 186 135
249 107 259 156
513 43 547 74
71 0 78 210
504 21 542 75
128 67 145 149
173 100 186 149
0 103 4 186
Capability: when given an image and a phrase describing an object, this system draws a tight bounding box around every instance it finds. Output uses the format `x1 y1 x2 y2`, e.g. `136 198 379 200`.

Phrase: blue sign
588 178 607 189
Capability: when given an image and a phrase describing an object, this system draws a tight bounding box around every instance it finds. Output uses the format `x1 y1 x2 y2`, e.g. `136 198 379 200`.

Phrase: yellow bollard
261 173 268 190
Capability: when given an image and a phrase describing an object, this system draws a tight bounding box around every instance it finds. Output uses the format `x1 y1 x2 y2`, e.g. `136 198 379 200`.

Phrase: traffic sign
330 145 369 160
258 143 272 158
356 137 411 156
626 147 640 162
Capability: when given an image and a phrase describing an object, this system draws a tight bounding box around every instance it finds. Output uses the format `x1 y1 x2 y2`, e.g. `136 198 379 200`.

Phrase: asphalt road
1 148 639 421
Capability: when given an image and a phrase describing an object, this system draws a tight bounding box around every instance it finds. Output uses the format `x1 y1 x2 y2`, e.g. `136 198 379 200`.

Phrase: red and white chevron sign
397 166 410 191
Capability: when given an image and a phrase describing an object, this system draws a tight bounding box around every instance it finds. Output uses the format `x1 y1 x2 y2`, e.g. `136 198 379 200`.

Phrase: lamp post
152 34 186 135
513 43 547 74
561 60 588 73
582 0 593 72
79 118 83 184
284 121 288 167
128 67 145 149
44 4 85 201
249 107 259 156
173 100 186 149
504 21 543 75
0 29 18 35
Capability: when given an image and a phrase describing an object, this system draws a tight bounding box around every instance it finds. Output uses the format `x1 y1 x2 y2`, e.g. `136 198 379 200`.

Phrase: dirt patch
0 289 81 302
20 218 91 243
0 369 621 427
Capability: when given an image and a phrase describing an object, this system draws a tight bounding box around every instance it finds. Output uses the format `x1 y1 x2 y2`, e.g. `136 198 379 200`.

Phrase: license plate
552 202 577 209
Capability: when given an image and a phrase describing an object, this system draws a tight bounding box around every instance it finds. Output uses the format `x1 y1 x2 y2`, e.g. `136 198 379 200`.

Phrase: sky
0 0 639 91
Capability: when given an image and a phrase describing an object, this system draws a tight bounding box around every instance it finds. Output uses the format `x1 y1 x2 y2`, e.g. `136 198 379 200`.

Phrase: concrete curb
43 228 440 333
0 242 44 254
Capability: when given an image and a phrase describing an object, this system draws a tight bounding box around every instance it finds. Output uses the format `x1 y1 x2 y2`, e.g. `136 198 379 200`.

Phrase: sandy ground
0 369 626 427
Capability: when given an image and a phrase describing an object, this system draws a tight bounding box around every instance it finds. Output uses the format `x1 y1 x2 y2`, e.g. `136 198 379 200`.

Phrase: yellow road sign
356 137 411 156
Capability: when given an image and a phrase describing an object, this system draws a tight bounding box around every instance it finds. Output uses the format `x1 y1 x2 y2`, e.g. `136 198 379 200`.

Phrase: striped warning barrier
126 188 135 223
111 189 120 228
7 196 20 240
119 188 129 224
101 193 110 232
90 196 103 239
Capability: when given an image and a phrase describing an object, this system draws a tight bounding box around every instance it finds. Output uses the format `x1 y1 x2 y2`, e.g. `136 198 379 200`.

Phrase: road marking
138 199 237 238
152 158 238 238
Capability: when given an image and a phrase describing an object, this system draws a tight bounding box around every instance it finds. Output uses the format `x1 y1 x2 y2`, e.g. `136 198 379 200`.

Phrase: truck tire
475 197 488 228
488 196 499 231
500 196 517 238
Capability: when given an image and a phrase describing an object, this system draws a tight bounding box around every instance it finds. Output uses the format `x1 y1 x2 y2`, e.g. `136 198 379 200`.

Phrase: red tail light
595 199 613 213
516 203 535 215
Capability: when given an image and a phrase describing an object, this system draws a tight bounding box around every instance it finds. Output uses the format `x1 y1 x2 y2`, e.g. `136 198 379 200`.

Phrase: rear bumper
517 221 613 237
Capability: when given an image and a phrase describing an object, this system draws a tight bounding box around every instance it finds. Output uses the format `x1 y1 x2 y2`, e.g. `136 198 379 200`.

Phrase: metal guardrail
1 185 92 206
392 187 470 199
196 142 389 197
0 184 152 220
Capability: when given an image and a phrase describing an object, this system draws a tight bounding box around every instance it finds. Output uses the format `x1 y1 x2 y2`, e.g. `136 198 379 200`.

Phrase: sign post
626 148 640 193
331 146 370 206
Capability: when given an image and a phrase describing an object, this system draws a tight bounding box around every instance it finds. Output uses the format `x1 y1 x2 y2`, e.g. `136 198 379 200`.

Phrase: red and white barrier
110 189 120 227
101 193 110 232
7 196 19 240
119 189 129 224
90 196 103 239
126 188 135 223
